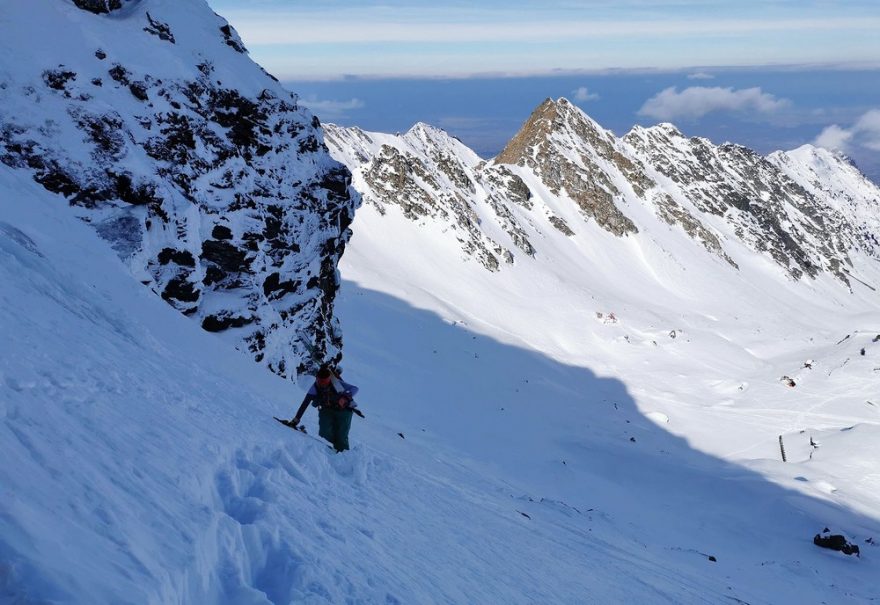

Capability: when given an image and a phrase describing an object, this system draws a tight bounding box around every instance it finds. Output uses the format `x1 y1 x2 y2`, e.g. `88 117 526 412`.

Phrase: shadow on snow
336 279 879 604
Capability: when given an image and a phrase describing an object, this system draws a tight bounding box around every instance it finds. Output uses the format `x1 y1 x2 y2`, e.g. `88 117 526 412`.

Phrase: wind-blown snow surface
5 159 879 601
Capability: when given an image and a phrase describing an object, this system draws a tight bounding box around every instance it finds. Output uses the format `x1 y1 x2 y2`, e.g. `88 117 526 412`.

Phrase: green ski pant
318 407 354 452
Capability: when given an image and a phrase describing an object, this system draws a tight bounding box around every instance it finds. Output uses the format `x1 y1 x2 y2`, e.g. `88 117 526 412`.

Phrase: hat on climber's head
316 366 332 386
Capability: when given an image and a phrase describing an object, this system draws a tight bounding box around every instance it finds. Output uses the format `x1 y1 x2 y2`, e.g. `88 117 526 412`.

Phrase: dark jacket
293 376 359 422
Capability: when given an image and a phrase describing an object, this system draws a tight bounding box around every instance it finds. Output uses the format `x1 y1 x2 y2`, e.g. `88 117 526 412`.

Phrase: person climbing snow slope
290 366 360 452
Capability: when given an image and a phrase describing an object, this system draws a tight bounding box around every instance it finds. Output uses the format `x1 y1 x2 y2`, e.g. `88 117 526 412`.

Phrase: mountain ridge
326 96 880 288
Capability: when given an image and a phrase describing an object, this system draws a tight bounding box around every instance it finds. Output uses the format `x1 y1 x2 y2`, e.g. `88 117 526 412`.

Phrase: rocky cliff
768 145 880 260
0 0 358 376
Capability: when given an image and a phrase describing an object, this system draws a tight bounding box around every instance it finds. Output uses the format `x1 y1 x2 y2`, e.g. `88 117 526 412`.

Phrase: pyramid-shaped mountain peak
495 97 615 167
407 121 445 136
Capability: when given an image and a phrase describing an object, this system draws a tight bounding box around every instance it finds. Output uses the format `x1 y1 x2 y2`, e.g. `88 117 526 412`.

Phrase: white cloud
814 109 880 153
854 109 880 151
638 86 791 121
686 71 714 80
300 96 364 119
572 86 599 102
815 124 854 151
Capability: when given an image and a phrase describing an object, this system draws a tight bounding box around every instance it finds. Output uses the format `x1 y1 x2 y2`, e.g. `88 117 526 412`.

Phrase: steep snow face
0 0 358 376
768 145 880 263
625 123 871 282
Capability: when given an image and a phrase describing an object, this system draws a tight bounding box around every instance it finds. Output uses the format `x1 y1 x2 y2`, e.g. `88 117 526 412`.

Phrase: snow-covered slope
4 160 880 604
330 97 880 464
768 145 880 270
4 13 880 603
0 0 358 377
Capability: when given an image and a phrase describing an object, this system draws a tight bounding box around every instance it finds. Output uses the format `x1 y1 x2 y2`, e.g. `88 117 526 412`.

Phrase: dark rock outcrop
219 24 248 54
72 0 122 14
1 2 360 377
144 13 175 43
814 532 860 556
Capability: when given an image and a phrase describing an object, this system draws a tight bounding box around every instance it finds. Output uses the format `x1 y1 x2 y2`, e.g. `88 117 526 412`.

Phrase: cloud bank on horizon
208 0 880 79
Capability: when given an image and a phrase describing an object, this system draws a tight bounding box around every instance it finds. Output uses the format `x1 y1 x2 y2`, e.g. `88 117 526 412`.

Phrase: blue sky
207 1 880 181
209 1 880 79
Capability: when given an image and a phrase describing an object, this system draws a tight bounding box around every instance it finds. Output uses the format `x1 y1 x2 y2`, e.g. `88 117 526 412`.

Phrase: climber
289 366 360 452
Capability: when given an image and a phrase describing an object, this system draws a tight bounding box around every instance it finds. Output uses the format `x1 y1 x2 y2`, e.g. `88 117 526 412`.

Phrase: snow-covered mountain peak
774 143 858 173
324 120 533 271
768 144 880 258
495 97 615 166
401 121 484 168
654 121 684 136
405 121 444 140
648 122 685 137
624 122 878 281
406 120 451 140
624 121 695 153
